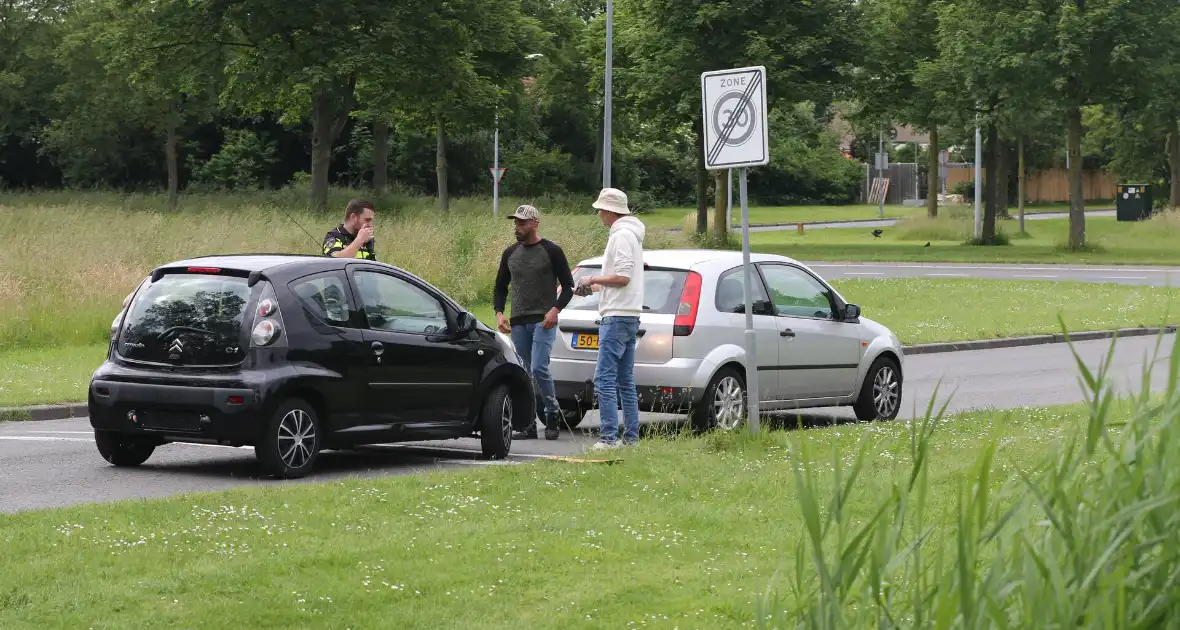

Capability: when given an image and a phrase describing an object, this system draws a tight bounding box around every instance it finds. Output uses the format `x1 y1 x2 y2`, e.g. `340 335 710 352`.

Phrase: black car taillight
250 283 287 347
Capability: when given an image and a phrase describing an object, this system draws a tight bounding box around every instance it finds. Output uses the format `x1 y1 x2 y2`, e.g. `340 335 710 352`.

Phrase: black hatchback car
89 254 535 478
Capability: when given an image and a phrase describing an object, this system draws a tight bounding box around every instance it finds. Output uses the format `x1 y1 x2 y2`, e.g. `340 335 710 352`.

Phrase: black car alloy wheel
258 398 321 479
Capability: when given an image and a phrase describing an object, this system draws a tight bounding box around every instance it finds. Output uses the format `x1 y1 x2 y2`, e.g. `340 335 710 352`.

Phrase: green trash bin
1116 184 1153 221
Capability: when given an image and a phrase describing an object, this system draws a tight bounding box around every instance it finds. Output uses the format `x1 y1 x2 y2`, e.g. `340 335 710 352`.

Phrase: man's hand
357 225 375 245
496 312 511 334
574 276 595 297
542 307 560 329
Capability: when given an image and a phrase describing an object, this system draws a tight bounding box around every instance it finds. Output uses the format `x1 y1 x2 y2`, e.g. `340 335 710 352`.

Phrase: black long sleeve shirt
493 239 575 326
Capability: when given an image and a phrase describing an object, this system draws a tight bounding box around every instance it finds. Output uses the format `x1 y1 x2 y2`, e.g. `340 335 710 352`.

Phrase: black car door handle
780 329 795 338
371 341 384 356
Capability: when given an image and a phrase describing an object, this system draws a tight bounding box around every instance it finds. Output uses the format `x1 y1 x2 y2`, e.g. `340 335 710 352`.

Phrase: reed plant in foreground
764 321 1180 629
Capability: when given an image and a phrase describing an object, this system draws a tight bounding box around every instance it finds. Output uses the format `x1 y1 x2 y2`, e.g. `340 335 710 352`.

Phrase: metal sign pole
493 113 500 218
878 131 886 218
727 168 733 229
739 166 759 434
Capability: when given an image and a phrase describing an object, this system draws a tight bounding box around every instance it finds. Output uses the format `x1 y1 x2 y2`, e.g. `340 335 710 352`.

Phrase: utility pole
974 125 982 239
603 0 613 189
493 112 500 218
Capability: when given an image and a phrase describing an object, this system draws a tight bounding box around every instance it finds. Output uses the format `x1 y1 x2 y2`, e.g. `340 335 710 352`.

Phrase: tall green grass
0 189 686 352
766 324 1180 628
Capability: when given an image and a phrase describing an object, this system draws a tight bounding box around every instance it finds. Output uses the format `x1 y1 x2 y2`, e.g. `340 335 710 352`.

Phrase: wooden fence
944 167 1116 203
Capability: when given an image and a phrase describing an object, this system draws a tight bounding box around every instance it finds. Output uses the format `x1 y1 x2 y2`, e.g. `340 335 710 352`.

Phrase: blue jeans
594 316 640 444
510 322 559 420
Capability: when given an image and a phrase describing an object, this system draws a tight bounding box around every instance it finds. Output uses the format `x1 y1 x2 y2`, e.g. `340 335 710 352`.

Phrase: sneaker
512 423 538 440
591 440 620 451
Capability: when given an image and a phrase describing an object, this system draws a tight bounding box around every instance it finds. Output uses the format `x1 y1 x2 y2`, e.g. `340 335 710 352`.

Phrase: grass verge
753 213 1180 265
3 278 1176 407
0 191 685 353
2 328 1177 627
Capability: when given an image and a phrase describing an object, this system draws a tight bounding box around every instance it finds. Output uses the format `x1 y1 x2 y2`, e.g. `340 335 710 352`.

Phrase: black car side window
290 271 354 328
715 267 772 315
353 270 449 335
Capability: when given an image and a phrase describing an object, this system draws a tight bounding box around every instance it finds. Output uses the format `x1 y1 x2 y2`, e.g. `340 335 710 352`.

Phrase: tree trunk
1066 104 1086 249
695 116 708 235
165 121 179 211
436 113 449 212
1170 117 1180 210
996 136 1010 219
372 119 390 195
310 97 332 212
982 122 999 243
713 170 729 241
1018 136 1026 233
309 76 357 212
926 126 939 218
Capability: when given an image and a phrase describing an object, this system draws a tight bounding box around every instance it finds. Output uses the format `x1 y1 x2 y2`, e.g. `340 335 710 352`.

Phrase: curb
0 403 88 423
902 325 1177 356
1 323 1173 422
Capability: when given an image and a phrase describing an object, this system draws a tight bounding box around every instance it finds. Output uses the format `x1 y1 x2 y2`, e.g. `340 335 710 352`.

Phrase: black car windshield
118 273 252 366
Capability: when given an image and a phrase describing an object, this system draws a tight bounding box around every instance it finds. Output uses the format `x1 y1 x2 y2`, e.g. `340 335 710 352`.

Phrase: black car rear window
566 266 688 314
118 273 253 366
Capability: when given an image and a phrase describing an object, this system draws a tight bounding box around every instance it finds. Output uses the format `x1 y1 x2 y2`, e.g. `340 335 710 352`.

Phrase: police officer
323 199 377 260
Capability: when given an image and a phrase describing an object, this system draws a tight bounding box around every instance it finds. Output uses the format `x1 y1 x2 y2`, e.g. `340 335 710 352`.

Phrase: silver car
550 249 904 430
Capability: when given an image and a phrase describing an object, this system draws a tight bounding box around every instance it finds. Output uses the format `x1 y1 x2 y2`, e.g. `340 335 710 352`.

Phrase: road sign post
493 114 501 217
701 65 768 435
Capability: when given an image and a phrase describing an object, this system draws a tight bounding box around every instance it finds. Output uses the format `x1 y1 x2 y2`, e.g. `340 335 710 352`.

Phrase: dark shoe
513 423 538 440
544 412 560 441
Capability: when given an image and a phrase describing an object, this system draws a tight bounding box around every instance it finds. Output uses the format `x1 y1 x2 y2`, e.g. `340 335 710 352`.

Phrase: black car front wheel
94 430 157 466
480 384 513 460
256 398 322 479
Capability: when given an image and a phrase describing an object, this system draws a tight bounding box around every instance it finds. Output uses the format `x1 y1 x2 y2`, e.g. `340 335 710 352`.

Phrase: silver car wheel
713 376 746 430
873 365 900 418
277 408 316 469
501 395 514 447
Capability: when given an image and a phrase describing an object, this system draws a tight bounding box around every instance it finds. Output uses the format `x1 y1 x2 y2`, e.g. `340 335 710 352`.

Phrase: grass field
0 190 685 353
752 212 1180 265
2 335 1177 628
3 278 1175 408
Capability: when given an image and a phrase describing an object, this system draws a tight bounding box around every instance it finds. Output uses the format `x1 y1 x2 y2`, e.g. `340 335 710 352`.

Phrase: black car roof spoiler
149 265 262 284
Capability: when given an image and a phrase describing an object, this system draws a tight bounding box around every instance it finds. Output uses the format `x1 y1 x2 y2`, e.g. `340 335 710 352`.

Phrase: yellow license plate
572 333 599 350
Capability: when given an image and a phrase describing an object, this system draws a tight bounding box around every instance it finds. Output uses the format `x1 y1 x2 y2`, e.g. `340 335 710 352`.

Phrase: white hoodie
598 216 646 318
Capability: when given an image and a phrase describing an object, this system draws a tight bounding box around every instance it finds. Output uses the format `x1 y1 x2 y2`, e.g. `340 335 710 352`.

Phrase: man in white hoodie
574 188 646 449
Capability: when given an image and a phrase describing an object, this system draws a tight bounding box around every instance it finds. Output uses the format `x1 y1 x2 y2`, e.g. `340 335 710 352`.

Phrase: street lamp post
603 0 613 190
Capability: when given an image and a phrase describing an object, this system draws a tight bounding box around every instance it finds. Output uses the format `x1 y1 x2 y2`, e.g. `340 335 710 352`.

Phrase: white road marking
0 436 91 443
1017 275 1058 279
842 272 884 276
806 263 1179 274
21 430 93 435
1101 276 1148 281
925 273 969 277
0 435 243 450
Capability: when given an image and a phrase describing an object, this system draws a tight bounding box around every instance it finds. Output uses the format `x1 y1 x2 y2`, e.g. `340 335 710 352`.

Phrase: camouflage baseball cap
509 204 540 221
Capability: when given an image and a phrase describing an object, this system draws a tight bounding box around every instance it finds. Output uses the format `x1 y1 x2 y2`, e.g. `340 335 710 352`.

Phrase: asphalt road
2 333 1173 513
669 209 1117 233
781 209 1117 231
804 261 1180 287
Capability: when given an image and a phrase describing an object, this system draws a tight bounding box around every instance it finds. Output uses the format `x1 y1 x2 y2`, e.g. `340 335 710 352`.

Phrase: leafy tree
856 0 944 218
613 0 862 234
